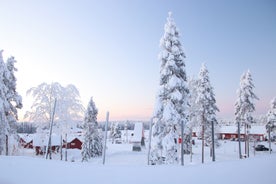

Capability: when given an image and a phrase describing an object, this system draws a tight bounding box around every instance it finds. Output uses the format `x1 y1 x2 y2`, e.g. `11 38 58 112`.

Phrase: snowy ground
1 140 276 184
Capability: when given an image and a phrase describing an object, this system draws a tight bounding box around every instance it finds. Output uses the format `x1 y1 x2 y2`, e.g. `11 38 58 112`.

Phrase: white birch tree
24 82 84 127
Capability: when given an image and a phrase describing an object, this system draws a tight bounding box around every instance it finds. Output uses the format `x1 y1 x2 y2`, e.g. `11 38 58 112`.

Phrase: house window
71 143 75 146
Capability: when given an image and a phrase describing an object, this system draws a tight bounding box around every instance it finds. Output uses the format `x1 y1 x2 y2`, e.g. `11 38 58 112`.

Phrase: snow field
1 139 276 184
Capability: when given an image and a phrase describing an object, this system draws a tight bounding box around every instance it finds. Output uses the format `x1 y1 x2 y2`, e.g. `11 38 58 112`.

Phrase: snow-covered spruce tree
0 50 9 154
81 97 103 161
235 70 258 157
0 50 22 155
150 12 189 165
110 122 121 144
196 64 219 162
266 97 276 135
4 56 22 133
184 77 200 154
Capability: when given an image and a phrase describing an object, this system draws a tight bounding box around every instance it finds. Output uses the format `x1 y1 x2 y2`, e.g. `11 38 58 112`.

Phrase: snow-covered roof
66 134 83 143
132 123 143 142
32 133 62 146
18 134 35 143
218 125 266 134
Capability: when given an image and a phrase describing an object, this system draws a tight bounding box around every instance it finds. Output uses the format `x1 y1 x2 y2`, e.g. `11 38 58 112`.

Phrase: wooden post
268 125 271 154
46 98 57 159
202 114 205 164
211 120 215 162
60 135 63 160
181 120 184 166
5 135 8 156
147 118 153 165
190 131 193 163
65 133 68 161
237 121 242 159
102 111 109 165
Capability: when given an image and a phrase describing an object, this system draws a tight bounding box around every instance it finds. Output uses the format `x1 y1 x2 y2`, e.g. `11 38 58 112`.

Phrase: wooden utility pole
147 118 153 165
190 131 193 163
202 114 205 164
181 120 184 166
46 98 57 160
5 135 8 156
65 133 68 161
60 135 63 160
237 121 242 159
211 120 215 162
268 125 272 154
102 111 109 165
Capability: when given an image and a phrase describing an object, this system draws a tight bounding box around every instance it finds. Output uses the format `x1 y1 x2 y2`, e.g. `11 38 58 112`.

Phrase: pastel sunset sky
0 0 275 121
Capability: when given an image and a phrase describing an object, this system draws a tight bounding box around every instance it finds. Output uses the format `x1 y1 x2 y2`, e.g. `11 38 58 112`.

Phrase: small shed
65 136 83 150
131 123 145 151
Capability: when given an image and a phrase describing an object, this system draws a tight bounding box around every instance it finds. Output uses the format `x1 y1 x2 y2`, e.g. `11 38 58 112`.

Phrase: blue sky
0 0 275 121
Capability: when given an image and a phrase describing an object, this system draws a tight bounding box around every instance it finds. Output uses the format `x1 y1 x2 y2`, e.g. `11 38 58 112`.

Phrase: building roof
218 125 266 134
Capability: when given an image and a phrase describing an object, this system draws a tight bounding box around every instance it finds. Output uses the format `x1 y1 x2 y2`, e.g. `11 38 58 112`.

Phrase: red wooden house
218 125 266 141
64 135 83 150
66 137 82 149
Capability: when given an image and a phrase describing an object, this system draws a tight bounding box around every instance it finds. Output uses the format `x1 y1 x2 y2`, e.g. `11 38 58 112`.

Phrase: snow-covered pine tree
109 122 121 143
0 50 22 155
184 77 200 154
196 64 219 163
4 56 22 133
235 70 259 157
266 97 276 135
150 12 189 165
81 97 103 161
123 121 129 143
0 50 9 155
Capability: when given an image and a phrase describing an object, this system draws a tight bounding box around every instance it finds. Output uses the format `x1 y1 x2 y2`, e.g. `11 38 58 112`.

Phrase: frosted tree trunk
211 120 215 162
244 125 247 157
181 120 184 166
202 114 205 164
237 121 242 159
65 133 68 161
60 135 63 160
5 135 8 156
102 112 109 165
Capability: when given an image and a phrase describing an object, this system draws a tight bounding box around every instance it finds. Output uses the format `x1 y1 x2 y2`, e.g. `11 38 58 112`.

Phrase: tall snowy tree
150 12 189 165
24 82 84 127
184 77 200 154
235 70 259 157
110 122 121 144
266 97 276 135
0 50 22 155
4 56 23 133
196 64 219 163
81 97 103 161
0 50 9 154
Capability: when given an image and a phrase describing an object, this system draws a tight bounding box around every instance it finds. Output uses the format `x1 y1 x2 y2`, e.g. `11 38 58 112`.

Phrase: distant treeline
98 121 150 131
15 120 150 134
16 122 37 134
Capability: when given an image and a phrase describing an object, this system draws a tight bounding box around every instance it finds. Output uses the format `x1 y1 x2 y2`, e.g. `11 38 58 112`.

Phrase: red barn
218 125 266 141
19 134 34 149
64 136 83 150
